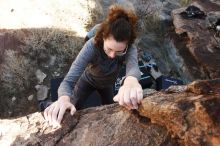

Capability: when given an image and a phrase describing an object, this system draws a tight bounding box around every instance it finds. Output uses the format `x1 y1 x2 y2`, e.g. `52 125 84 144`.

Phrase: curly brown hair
94 4 138 50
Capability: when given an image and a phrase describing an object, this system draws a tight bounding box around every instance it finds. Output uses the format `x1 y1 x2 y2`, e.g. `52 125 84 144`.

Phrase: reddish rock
139 78 220 146
172 1 220 79
1 79 219 146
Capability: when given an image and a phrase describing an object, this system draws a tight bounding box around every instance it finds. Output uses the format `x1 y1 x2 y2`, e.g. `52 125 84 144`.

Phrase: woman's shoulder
86 24 101 39
83 37 101 55
126 44 137 54
84 37 95 49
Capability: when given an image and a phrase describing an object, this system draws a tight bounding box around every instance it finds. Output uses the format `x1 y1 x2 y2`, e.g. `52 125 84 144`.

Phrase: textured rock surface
172 1 220 80
139 78 220 146
0 78 219 146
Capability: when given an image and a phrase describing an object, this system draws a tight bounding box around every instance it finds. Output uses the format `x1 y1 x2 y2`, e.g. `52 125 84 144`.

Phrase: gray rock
53 71 60 77
11 96 16 102
49 55 56 66
35 85 49 101
27 95 34 101
35 69 47 84
205 11 220 27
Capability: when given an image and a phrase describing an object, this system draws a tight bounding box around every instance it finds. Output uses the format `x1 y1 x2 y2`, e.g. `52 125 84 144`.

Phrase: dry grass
21 29 83 63
1 50 36 94
135 0 161 34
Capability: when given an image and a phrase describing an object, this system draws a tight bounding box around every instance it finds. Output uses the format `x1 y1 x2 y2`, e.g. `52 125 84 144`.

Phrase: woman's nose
109 51 116 59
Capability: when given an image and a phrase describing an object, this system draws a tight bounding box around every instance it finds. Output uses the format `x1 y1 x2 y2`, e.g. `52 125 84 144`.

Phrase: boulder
172 1 220 79
0 78 219 146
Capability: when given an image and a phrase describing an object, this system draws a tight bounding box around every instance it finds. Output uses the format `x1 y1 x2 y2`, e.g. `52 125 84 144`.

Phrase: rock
11 96 16 102
35 69 47 84
28 95 34 101
49 55 56 66
53 71 60 77
139 78 220 146
1 2 220 145
206 11 220 26
123 0 192 82
143 88 157 95
35 85 49 101
158 0 182 21
0 78 219 146
132 0 182 32
171 1 220 79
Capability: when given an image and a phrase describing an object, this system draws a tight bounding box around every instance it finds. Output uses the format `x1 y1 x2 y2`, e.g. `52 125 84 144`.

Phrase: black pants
73 77 114 110
48 77 114 110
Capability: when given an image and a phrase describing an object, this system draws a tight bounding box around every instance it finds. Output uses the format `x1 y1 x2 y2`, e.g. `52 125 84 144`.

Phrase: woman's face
103 36 128 59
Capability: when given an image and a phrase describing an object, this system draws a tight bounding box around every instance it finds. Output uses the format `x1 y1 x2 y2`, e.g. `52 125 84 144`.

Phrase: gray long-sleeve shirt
58 38 141 104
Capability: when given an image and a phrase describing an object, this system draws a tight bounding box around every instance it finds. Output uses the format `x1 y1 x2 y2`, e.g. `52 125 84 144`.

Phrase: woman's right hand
44 96 76 127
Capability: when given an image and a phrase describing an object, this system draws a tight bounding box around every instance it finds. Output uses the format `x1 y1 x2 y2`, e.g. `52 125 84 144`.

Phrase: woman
44 4 143 127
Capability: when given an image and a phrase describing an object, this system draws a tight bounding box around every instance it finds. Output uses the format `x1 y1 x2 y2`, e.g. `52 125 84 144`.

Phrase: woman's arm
44 38 96 127
58 38 96 104
125 45 141 80
114 45 143 110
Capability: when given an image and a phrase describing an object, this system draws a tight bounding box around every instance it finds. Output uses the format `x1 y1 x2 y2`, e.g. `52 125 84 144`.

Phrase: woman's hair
94 4 137 50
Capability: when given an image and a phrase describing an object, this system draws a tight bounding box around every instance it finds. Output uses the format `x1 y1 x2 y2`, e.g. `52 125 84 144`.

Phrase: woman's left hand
113 76 143 110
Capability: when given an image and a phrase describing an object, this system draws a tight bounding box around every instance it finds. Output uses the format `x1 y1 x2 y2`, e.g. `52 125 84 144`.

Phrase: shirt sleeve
58 38 95 103
125 45 141 80
86 24 101 39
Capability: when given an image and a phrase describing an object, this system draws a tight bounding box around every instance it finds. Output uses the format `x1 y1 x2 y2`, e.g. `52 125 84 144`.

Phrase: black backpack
180 5 206 19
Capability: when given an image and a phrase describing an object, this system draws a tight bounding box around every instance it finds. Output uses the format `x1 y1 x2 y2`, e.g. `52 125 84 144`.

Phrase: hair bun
116 12 129 21
107 4 137 25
